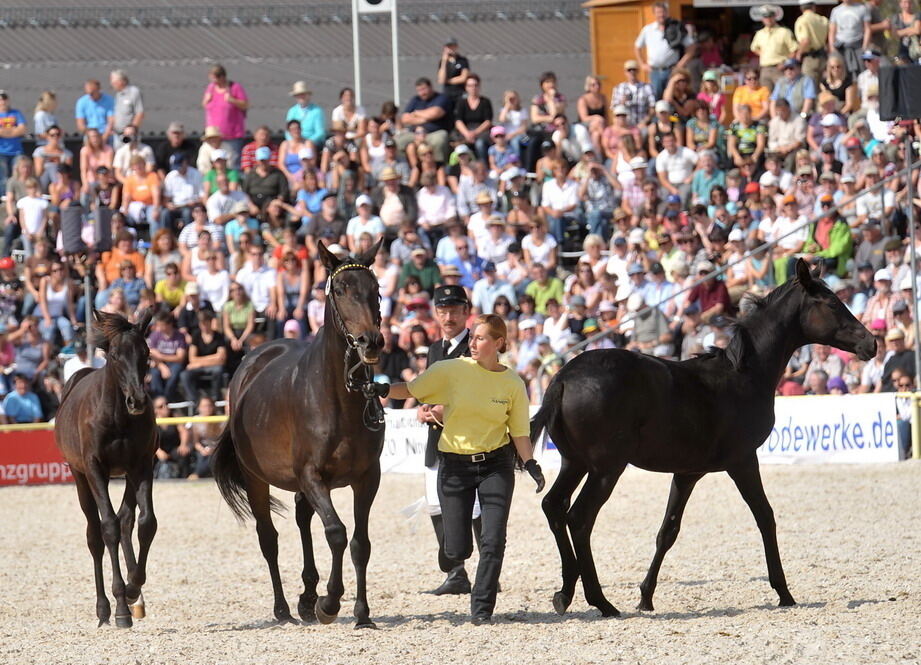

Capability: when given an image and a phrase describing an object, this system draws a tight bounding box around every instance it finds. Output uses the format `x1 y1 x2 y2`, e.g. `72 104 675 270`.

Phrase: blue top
286 103 326 145
75 93 115 133
403 93 453 133
2 390 43 423
296 188 328 220
0 109 27 156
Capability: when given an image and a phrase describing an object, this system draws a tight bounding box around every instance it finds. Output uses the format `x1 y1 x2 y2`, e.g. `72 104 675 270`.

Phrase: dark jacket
424 329 470 466
372 184 418 226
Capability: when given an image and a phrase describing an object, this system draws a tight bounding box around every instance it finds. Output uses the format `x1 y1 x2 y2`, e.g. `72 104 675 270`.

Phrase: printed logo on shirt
491 398 509 406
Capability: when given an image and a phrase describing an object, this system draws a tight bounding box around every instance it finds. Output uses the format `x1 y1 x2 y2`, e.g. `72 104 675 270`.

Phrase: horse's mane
90 309 152 351
697 280 795 371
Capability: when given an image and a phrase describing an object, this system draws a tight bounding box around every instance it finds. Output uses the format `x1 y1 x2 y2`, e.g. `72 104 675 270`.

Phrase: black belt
440 444 511 464
804 49 826 58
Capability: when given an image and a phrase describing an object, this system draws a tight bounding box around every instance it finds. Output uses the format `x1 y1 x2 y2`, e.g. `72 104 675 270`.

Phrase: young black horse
213 240 385 628
55 308 157 628
531 260 877 617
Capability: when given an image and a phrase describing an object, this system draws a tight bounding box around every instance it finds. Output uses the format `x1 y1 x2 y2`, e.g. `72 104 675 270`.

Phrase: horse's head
793 259 877 361
91 308 154 415
318 239 385 364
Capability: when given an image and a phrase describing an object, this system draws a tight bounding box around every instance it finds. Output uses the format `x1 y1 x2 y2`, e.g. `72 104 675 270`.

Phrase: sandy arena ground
1 463 919 665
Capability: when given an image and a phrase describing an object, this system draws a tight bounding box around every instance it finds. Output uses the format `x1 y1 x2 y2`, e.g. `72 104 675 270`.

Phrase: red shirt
687 279 733 316
240 142 279 172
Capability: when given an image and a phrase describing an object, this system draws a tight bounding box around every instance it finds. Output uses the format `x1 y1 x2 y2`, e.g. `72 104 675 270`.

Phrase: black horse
531 260 876 617
213 240 385 628
55 308 157 628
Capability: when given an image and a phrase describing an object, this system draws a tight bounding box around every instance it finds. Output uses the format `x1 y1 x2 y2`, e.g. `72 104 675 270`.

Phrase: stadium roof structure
0 0 591 137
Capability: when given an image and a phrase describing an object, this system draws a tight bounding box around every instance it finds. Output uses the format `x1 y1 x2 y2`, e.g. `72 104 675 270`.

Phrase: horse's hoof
636 598 654 612
115 614 133 629
778 595 797 607
354 621 378 630
298 600 317 623
277 614 299 625
129 592 145 619
552 592 571 615
315 598 338 625
596 602 621 618
97 618 110 628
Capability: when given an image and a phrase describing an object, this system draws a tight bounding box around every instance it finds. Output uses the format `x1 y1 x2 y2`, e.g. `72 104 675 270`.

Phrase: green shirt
525 277 564 315
223 300 253 331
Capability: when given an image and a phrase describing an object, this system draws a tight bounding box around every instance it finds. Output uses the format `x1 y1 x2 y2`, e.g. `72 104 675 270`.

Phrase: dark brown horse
55 308 157 628
213 240 385 628
531 260 877 617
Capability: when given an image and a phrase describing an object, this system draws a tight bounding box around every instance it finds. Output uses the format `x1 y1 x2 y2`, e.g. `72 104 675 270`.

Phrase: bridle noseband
326 261 385 431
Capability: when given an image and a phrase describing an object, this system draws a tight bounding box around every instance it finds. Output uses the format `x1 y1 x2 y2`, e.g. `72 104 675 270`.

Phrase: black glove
524 459 545 493
364 381 390 400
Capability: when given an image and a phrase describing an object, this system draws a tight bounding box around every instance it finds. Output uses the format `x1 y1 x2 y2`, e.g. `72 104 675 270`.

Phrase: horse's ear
794 258 814 288
316 240 342 272
135 307 154 336
356 237 384 268
90 309 110 351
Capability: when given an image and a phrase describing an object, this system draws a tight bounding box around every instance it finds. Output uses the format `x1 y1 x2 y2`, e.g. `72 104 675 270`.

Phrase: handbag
909 35 921 61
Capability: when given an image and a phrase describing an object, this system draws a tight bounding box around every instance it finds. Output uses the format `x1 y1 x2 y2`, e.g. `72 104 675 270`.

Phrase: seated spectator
161 153 204 231
398 77 453 163
472 261 517 315
113 124 155 183
37 261 76 346
801 199 853 277
188 395 223 479
109 260 146 309
345 195 384 253
275 251 309 333
154 261 186 315
153 396 192 478
120 155 161 232
399 247 441 296
242 146 289 229
453 74 493 161
180 309 227 402
147 310 187 402
551 114 592 166
446 239 486 290
372 167 418 235
154 121 197 176
222 281 255 375
525 262 564 315
625 293 673 357
1 373 43 423
62 334 105 383
240 125 278 173
197 125 235 176
685 261 733 322
771 58 816 117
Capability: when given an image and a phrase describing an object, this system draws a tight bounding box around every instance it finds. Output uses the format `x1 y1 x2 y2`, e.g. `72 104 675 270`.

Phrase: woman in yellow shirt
382 314 545 624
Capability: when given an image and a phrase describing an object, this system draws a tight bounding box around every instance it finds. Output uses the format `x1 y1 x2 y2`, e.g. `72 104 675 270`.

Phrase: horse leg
86 463 132 628
350 464 381 629
541 457 588 615
637 473 704 612
299 465 348 625
727 461 796 607
74 471 110 626
116 481 139 603
567 465 626 617
244 476 295 624
127 466 157 619
294 492 319 623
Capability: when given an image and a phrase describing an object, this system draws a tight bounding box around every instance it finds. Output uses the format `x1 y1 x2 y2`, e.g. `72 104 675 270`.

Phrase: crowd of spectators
0 5 920 460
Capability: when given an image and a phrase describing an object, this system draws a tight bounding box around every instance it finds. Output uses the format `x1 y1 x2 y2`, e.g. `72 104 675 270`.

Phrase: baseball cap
536 334 551 345
184 282 199 296
540 140 555 152
582 318 600 334
408 295 431 310
893 300 909 314
628 228 645 245
728 229 744 242
845 136 861 149
284 319 301 334
612 236 627 246
454 144 471 156
489 125 506 138
483 261 497 272
841 174 856 184
861 50 880 60
885 238 903 252
599 301 617 314
821 142 836 154
233 201 250 214
654 100 672 113
410 247 427 257
167 121 184 133
781 57 799 69
612 104 629 116
384 138 397 148
355 194 373 208
211 148 228 161
297 146 315 160
666 194 681 204
627 262 645 276
874 268 892 282
500 167 525 183
433 284 469 307
820 114 842 127
624 59 639 70
702 70 719 82
759 172 778 187
169 152 188 169
0 257 15 270
870 318 887 331
254 146 271 161
518 318 537 330
570 295 587 307
864 165 880 176
885 328 905 341
629 157 647 169
782 194 797 205
649 261 665 274
697 260 715 273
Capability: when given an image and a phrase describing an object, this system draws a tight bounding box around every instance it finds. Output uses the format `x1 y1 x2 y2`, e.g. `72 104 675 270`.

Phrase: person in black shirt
881 327 916 392
453 74 493 162
179 309 227 401
375 325 410 407
303 193 347 258
153 396 192 478
154 122 198 177
437 38 470 101
398 78 454 163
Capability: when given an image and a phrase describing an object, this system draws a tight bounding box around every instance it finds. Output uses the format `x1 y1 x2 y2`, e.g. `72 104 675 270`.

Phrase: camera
122 134 134 144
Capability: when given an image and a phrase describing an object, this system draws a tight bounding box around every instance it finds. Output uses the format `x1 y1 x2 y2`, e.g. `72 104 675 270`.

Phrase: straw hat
202 125 222 140
378 166 400 182
289 80 311 96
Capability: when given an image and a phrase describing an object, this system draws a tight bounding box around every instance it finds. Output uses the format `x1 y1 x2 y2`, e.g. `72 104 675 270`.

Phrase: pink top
697 91 725 122
204 81 248 139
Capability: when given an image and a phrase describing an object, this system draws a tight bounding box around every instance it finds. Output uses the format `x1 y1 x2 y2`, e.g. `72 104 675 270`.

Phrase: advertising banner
0 428 72 486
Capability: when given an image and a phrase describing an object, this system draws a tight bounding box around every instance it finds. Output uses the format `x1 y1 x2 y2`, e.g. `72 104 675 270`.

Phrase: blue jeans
545 213 581 244
651 67 672 99
39 315 74 344
150 361 185 401
585 210 613 241
3 220 19 258
0 154 18 197
438 445 515 619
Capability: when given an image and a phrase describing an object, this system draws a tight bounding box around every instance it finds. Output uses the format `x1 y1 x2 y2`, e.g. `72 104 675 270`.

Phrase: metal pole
84 259 94 358
906 134 921 391
352 0 362 106
391 0 401 106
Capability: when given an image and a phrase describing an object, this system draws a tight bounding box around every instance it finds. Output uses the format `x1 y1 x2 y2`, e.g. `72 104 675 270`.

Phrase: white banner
381 394 901 472
757 393 901 464
692 0 836 6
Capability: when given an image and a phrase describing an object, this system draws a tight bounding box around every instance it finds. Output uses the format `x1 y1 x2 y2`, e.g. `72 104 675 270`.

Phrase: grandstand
0 0 590 135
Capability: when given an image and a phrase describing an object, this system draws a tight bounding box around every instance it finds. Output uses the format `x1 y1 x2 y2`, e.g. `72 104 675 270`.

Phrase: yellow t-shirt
408 356 530 455
794 12 829 53
154 279 186 308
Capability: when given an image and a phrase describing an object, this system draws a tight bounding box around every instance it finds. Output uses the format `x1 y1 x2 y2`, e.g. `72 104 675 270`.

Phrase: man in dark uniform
421 284 482 595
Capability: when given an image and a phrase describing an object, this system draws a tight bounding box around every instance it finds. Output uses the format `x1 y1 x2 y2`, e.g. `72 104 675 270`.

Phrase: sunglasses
897 381 913 388
51 267 64 273
166 270 178 275
745 76 758 81
206 256 218 261
48 132 61 137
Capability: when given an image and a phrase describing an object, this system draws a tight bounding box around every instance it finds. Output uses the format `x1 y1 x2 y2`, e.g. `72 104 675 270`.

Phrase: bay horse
531 260 877 617
55 308 157 628
213 240 385 628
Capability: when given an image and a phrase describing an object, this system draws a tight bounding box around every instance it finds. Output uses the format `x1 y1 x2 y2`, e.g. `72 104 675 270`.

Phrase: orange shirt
102 248 146 283
732 85 771 119
123 172 160 206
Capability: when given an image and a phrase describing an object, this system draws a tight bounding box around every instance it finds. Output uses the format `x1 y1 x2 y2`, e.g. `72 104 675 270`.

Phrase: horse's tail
212 423 286 522
530 374 565 454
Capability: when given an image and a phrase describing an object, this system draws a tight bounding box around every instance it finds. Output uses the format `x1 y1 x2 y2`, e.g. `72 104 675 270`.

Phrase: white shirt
235 263 277 310
468 210 505 251
552 124 592 164
773 215 808 249
346 214 385 243
197 269 231 310
16 196 48 235
635 21 692 68
113 142 155 175
856 188 895 219
63 354 105 383
206 189 247 223
655 146 699 185
541 179 580 212
444 328 469 356
163 168 204 207
416 186 457 226
521 234 558 266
